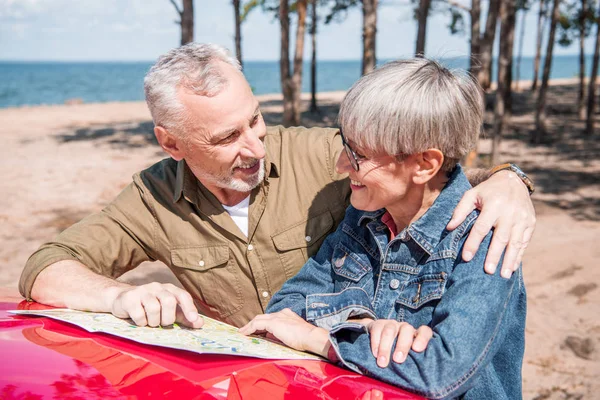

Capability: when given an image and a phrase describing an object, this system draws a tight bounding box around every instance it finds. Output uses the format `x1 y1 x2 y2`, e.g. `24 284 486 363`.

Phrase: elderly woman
240 59 526 399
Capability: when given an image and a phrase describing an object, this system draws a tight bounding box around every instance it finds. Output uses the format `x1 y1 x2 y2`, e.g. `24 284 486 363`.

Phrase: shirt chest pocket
170 245 243 319
331 243 372 290
396 272 447 309
272 210 334 279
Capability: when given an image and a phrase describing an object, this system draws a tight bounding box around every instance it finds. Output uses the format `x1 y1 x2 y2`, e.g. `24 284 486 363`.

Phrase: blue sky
0 0 596 62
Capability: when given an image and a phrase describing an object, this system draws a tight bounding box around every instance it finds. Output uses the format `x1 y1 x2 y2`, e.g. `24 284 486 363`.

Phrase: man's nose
241 128 266 159
335 151 352 175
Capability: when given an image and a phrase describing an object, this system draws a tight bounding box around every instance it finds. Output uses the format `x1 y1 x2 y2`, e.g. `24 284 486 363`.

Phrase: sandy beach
0 81 598 399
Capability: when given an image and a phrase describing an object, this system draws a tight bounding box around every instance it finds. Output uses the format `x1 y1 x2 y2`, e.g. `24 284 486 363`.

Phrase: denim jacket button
390 279 400 289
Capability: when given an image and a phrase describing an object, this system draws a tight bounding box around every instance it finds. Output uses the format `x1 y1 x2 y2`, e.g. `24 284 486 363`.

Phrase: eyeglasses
339 129 363 171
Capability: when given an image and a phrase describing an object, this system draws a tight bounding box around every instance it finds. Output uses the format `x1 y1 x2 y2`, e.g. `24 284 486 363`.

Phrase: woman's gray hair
338 58 484 172
144 43 241 134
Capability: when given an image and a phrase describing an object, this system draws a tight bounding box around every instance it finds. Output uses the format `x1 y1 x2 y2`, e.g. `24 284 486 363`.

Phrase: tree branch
444 0 471 12
168 0 183 17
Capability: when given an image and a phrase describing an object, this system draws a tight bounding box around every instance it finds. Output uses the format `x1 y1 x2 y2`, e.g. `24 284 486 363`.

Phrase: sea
0 55 595 108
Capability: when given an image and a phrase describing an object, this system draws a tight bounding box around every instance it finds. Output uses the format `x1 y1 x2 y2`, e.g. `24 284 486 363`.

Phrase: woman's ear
413 149 444 185
154 126 185 161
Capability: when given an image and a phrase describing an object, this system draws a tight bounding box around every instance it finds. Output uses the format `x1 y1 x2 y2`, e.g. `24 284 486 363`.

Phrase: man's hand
106 282 203 328
364 319 432 368
239 309 330 357
447 170 536 279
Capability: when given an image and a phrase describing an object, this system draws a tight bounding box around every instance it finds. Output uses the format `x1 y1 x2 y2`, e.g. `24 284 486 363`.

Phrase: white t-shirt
222 196 250 238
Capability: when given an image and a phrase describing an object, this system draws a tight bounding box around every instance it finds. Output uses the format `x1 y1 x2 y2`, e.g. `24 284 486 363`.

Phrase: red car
0 291 423 400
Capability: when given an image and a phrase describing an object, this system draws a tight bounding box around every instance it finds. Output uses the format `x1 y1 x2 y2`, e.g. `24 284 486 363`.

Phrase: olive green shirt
20 126 351 327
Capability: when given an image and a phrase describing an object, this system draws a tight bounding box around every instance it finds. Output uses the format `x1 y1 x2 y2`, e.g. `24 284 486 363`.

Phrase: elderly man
19 43 535 329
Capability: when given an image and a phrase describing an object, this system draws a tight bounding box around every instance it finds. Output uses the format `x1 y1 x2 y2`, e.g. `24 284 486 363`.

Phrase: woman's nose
335 151 352 175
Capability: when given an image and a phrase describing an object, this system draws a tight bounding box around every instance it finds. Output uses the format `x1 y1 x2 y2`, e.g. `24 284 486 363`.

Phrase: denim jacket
267 166 527 400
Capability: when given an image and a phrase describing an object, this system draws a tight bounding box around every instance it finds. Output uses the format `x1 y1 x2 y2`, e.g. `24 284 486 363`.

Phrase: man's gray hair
144 43 241 133
338 58 484 172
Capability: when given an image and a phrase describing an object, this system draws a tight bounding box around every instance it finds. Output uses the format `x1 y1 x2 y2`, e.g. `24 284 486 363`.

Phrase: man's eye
250 114 260 126
220 132 240 144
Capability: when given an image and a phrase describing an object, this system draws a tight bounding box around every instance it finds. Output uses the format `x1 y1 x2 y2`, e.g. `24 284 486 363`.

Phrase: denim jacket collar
358 165 472 255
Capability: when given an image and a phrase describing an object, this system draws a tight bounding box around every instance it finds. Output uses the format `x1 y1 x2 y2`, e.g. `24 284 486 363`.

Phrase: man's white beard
215 158 265 192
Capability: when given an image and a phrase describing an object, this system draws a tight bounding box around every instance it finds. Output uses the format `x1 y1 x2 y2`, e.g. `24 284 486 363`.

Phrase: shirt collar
357 165 471 255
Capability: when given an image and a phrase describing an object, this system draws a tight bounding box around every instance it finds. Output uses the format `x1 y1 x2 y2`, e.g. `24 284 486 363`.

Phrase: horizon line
0 53 591 64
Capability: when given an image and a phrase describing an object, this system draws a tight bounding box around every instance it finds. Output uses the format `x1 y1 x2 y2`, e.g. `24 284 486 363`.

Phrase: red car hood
0 292 423 399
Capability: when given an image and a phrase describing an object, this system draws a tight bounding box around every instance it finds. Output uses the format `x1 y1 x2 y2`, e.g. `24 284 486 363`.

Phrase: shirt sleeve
19 179 157 299
328 235 526 399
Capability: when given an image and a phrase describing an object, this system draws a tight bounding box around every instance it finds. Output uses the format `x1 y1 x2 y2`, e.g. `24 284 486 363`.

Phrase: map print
11 309 323 361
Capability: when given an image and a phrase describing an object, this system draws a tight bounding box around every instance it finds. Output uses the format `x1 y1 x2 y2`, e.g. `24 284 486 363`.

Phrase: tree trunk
362 0 378 75
466 0 482 167
310 0 319 113
477 0 500 90
469 0 481 75
492 0 516 165
280 0 308 126
280 0 294 125
586 2 599 135
534 0 561 142
291 0 308 125
504 1 516 115
415 0 432 57
532 0 547 91
515 7 528 91
578 0 588 119
181 0 194 45
233 0 243 69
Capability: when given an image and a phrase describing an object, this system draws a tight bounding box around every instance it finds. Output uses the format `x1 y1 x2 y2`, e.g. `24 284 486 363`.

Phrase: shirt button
248 244 254 251
198 260 205 267
262 291 269 298
390 279 400 290
305 235 312 242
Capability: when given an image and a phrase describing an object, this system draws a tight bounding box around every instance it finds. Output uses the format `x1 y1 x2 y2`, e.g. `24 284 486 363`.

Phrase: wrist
305 326 331 358
489 163 535 195
101 283 131 313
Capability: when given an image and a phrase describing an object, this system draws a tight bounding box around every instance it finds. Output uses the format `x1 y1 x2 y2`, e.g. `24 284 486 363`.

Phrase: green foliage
241 0 262 22
557 0 597 47
323 0 360 25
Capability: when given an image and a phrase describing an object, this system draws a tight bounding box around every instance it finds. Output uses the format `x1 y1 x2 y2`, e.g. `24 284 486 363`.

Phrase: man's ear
413 149 444 185
154 126 185 161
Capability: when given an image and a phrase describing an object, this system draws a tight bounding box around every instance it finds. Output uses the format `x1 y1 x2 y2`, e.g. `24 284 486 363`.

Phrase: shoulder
133 157 178 201
265 125 340 164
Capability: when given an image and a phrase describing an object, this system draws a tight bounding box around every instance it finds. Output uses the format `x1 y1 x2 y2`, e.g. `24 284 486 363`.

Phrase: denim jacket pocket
331 243 372 282
396 272 447 309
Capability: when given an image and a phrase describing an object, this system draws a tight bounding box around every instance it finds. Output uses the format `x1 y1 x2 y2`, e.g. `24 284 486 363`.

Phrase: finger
392 323 416 363
514 225 535 269
464 211 498 262
238 315 270 335
141 293 162 327
411 325 433 353
163 285 199 324
175 306 204 328
126 299 148 327
369 322 384 358
155 291 177 326
497 223 527 278
377 323 399 368
447 190 478 230
482 222 511 275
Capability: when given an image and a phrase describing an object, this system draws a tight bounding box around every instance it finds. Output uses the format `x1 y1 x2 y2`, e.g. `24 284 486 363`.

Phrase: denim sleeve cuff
328 322 369 374
305 287 376 330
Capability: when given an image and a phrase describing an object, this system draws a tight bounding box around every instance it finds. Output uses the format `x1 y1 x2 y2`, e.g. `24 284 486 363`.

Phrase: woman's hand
447 170 536 278
366 319 433 368
239 308 330 357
